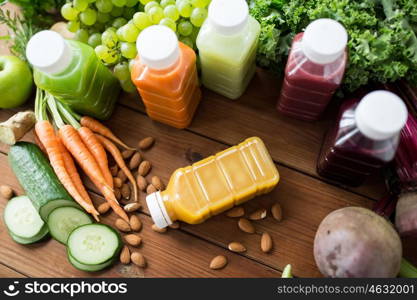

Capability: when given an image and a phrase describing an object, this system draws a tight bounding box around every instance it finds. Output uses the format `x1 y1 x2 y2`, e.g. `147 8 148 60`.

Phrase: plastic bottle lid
146 191 172 228
355 90 408 141
136 25 180 70
302 19 348 64
208 0 249 35
26 30 73 74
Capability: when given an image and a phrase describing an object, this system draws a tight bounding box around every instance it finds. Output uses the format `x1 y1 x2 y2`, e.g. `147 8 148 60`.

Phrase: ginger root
0 111 36 145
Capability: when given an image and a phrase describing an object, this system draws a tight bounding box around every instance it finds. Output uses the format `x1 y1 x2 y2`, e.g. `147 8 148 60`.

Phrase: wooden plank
0 263 26 278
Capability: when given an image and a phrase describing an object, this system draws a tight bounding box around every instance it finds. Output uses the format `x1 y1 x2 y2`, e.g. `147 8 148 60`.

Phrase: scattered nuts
122 150 135 160
271 203 283 222
114 188 121 201
209 255 227 270
249 208 267 221
238 218 255 234
226 207 245 218
138 161 152 176
115 218 131 232
169 222 180 229
146 184 157 194
0 185 13 200
152 224 167 233
131 252 146 268
129 152 142 170
136 175 148 191
125 234 142 247
117 169 127 183
121 184 130 199
130 215 142 232
138 137 155 150
261 232 273 253
113 177 123 188
110 165 118 177
228 242 246 253
151 176 164 190
97 202 110 214
124 202 141 213
120 246 130 264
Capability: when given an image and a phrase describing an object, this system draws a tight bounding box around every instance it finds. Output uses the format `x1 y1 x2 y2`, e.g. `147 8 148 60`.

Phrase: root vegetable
395 192 417 237
0 111 35 145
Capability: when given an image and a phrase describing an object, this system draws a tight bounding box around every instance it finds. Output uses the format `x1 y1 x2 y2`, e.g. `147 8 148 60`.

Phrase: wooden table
1 4 416 278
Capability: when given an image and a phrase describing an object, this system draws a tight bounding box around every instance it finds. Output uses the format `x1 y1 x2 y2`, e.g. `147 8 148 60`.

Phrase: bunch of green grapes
61 0 211 92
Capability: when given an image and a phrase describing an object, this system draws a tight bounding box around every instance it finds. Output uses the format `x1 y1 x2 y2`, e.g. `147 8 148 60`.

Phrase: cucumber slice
68 251 115 272
9 224 49 244
48 206 93 244
4 196 46 238
68 224 122 265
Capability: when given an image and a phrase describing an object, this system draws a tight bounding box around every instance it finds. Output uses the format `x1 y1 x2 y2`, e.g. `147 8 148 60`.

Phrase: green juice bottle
196 0 260 100
26 30 120 120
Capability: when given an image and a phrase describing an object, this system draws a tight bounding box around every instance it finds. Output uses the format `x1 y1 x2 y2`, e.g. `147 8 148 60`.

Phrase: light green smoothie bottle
196 0 260 100
26 30 120 120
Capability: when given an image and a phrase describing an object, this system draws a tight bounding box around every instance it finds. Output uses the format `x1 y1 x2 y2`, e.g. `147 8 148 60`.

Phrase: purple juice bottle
317 90 408 186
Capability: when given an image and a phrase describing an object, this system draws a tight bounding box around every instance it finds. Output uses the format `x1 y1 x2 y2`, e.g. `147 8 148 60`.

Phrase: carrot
35 121 99 219
78 127 113 189
33 130 47 155
95 134 138 203
80 116 134 150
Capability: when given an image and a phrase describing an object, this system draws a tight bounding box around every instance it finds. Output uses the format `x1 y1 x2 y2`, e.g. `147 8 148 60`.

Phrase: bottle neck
146 191 175 228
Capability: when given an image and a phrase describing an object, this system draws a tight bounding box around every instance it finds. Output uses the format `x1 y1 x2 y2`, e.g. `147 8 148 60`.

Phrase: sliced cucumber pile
4 196 49 244
67 224 122 271
48 206 93 244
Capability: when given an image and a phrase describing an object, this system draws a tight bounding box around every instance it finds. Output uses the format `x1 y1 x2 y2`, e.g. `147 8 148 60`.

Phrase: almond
169 222 180 229
117 169 127 182
0 185 13 200
228 242 246 253
136 175 148 191
129 152 142 170
97 202 110 214
151 176 164 190
138 161 151 176
226 206 245 218
125 234 142 247
238 218 255 234
122 149 135 160
124 202 141 213
115 218 131 232
261 232 273 253
121 183 130 200
110 165 118 177
114 188 121 201
138 137 155 150
130 215 142 232
271 203 283 221
131 252 146 268
209 255 227 270
113 177 123 188
120 246 130 264
249 208 267 221
146 184 157 194
151 224 167 233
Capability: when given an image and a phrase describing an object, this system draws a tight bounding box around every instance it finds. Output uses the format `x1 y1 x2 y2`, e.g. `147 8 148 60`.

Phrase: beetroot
396 192 417 237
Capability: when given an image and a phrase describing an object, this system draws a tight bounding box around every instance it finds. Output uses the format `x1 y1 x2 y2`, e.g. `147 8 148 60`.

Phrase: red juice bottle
277 19 348 121
317 91 408 186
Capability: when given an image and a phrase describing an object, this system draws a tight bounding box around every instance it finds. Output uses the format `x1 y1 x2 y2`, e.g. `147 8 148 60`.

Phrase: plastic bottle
146 137 279 228
26 30 120 120
277 19 348 121
196 0 260 100
131 25 201 129
317 91 408 186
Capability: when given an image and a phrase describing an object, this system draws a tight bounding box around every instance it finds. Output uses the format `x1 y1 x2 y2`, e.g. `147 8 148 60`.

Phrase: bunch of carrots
34 88 138 222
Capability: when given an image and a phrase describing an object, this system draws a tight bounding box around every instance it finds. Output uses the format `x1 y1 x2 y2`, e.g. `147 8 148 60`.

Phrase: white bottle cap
136 25 180 70
208 0 249 35
26 30 73 74
355 90 408 141
302 19 348 64
146 191 172 228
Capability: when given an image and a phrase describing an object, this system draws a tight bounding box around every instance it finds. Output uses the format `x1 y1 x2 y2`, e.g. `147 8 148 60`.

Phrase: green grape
121 23 139 43
113 62 130 80
163 5 179 21
95 45 111 60
112 17 127 28
160 0 175 8
96 0 113 13
190 7 207 27
103 52 119 64
97 12 110 23
88 0 96 3
191 0 210 8
110 6 124 16
159 18 176 32
123 7 136 19
148 6 164 24
121 42 137 59
125 0 138 7
144 1 159 13
102 29 119 48
80 8 97 26
116 26 126 41
112 0 127 7
61 3 79 21
88 32 102 47
178 20 193 36
75 29 89 43
177 0 193 18
139 0 152 4
179 35 194 49
133 12 151 30
67 20 80 33
106 26 117 32
93 22 106 32
74 0 89 11
128 59 135 72
120 78 136 93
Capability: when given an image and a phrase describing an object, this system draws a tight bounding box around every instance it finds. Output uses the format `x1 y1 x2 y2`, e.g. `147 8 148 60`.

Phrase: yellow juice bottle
146 137 279 228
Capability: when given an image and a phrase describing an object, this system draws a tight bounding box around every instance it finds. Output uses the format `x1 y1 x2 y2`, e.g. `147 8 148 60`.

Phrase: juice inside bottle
277 19 348 121
26 30 120 120
196 0 260 100
146 137 279 228
317 91 408 186
131 25 201 129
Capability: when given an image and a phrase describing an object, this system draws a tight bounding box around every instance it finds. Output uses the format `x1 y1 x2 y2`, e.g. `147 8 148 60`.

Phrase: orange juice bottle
131 25 201 129
146 137 279 228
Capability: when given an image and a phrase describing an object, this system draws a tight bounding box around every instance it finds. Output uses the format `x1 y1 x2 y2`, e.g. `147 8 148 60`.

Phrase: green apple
0 55 33 109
